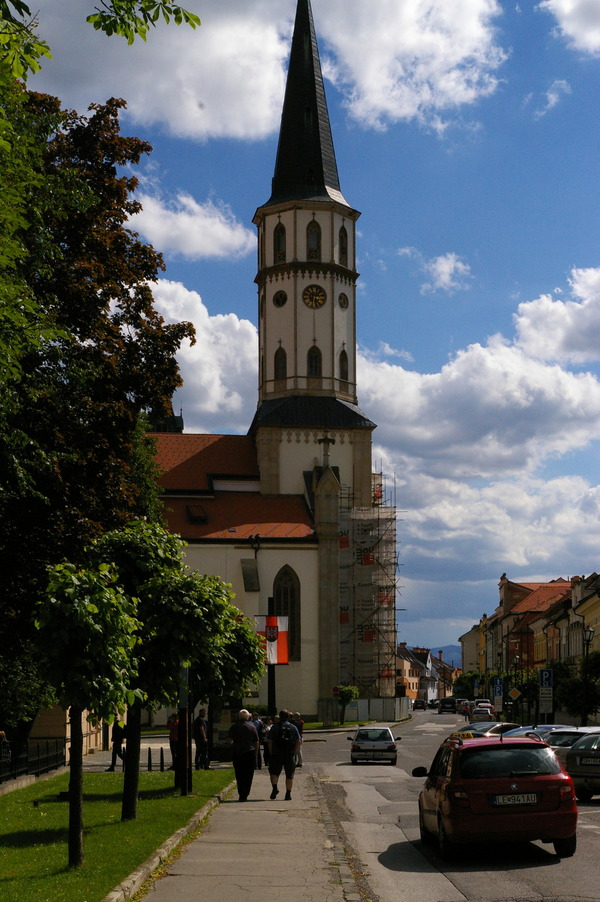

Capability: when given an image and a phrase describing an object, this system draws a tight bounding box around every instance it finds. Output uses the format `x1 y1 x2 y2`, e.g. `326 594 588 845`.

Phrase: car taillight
448 788 469 806
351 743 360 751
560 783 575 802
387 744 396 751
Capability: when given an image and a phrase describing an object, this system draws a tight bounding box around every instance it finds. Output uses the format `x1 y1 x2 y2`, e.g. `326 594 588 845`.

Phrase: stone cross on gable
317 433 336 467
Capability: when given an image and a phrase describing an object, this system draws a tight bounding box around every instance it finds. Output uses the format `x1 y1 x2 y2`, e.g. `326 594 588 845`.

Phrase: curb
100 781 235 902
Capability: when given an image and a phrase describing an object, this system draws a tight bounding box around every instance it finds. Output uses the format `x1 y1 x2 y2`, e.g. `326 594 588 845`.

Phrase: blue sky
30 0 600 651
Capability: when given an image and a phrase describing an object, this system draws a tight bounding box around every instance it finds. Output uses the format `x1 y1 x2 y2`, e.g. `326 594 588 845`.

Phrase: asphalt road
307 711 600 902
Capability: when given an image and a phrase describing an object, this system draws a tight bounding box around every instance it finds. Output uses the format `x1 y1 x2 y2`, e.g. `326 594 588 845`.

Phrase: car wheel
553 834 577 858
351 757 358 765
389 758 397 766
437 817 454 860
575 787 593 802
419 807 432 844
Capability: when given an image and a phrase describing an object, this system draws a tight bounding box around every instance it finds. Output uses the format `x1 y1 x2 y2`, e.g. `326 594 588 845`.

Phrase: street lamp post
581 626 595 727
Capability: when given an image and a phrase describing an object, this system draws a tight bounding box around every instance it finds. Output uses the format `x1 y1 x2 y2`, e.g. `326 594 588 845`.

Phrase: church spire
265 0 349 208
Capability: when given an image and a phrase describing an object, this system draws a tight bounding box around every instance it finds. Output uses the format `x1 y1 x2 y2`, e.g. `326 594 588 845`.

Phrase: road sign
539 668 553 688
509 687 521 700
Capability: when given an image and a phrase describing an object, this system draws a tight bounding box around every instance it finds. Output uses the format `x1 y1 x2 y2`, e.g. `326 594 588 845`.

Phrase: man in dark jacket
227 709 259 802
268 709 301 801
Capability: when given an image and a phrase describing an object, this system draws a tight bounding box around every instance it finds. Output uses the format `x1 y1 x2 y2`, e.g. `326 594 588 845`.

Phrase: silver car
565 730 600 800
348 727 401 765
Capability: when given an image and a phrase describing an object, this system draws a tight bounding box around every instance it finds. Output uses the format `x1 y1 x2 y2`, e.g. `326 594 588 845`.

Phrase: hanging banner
255 615 289 665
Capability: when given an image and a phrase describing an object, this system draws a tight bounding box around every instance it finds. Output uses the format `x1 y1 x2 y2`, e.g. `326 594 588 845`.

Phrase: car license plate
494 793 537 806
580 757 597 765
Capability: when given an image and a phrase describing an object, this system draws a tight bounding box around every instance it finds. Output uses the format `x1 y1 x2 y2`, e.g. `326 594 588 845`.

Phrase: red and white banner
255 615 289 665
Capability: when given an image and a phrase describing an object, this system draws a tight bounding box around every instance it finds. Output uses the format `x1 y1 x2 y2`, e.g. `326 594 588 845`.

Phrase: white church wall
276 432 356 495
182 539 320 718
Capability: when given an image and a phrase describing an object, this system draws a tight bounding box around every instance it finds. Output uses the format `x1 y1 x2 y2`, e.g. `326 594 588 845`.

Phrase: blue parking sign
539 668 553 688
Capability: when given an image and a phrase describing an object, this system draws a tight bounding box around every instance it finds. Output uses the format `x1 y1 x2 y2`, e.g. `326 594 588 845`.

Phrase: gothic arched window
339 348 349 382
274 346 287 380
307 220 321 261
339 225 348 267
273 565 301 660
307 345 322 377
274 223 286 263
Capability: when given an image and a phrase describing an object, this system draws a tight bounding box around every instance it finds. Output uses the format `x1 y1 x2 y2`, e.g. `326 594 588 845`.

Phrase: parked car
455 699 469 714
412 735 578 858
503 724 571 740
543 727 600 765
427 698 439 709
412 698 426 710
451 722 520 739
438 698 457 714
470 703 497 722
347 727 401 765
565 730 600 801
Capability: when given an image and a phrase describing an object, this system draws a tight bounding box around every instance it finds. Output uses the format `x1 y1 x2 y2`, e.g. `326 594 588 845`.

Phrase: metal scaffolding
338 474 399 697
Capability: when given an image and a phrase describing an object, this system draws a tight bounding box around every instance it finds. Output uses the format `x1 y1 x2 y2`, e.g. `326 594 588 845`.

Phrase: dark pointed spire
265 0 349 208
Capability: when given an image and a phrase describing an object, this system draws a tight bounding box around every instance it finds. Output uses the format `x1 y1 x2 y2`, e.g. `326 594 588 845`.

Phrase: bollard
147 747 152 771
160 746 165 771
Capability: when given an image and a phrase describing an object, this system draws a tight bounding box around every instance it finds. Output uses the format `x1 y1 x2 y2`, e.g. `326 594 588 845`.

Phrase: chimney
438 650 443 660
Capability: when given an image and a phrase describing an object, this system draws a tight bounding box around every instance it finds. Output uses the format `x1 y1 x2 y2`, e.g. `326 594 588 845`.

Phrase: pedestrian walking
106 721 126 771
227 709 259 802
251 712 265 769
193 707 210 770
268 709 301 801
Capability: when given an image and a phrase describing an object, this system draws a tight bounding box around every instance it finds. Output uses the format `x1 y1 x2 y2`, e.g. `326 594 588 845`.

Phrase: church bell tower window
274 223 286 264
307 220 321 261
274 346 287 380
307 345 322 377
339 225 348 267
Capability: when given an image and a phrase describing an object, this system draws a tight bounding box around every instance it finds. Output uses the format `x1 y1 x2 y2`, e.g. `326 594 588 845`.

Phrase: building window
307 345 322 377
339 225 348 266
274 346 287 380
307 220 321 261
339 348 348 381
273 565 301 661
274 223 286 263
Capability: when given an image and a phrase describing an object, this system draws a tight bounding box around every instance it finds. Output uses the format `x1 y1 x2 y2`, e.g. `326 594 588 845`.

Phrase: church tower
251 0 375 507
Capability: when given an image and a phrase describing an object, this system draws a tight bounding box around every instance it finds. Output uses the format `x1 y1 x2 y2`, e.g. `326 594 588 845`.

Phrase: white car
348 727 401 765
470 703 497 722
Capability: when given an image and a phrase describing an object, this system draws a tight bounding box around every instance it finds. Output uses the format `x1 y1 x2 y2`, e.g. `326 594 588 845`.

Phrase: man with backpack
267 709 301 801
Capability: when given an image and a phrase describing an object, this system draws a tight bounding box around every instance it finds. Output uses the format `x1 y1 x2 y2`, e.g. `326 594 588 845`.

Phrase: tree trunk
121 701 141 821
68 705 84 868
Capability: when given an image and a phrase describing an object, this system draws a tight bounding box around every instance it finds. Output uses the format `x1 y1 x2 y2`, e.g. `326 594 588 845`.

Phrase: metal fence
0 739 66 785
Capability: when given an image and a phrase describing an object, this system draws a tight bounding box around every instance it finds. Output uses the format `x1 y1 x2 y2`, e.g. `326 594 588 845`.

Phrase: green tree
89 522 264 819
0 90 193 738
35 561 141 867
335 684 360 725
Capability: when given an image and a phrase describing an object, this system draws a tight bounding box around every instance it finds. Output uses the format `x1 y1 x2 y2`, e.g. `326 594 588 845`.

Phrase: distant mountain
411 644 462 667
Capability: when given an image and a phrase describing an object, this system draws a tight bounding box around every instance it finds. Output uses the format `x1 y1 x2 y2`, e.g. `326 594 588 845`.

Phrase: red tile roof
152 432 315 542
163 493 315 542
511 582 571 614
151 433 259 492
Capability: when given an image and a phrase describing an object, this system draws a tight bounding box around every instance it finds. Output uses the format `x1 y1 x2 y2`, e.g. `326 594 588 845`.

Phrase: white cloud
152 279 257 433
538 0 600 55
318 0 507 130
515 266 600 362
359 334 600 479
533 79 571 119
399 247 473 294
30 0 507 137
131 193 255 260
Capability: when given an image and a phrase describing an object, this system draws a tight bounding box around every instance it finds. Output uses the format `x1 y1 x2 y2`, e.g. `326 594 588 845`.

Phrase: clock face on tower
302 284 327 308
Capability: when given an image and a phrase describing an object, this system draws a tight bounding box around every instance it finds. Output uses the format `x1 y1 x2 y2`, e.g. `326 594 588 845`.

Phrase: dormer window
274 223 286 263
307 220 321 261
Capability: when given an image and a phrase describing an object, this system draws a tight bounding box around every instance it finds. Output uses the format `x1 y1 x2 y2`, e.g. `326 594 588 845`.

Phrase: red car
412 735 578 858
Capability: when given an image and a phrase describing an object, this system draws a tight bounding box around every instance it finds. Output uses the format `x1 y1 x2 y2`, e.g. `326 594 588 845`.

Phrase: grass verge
0 768 233 902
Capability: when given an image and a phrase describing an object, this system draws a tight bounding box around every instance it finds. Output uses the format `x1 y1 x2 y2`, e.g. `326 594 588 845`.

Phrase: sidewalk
104 764 362 902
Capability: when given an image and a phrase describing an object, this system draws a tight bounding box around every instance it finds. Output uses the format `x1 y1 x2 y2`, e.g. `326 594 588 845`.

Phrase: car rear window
356 730 391 742
550 732 584 747
570 734 600 751
459 746 561 779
